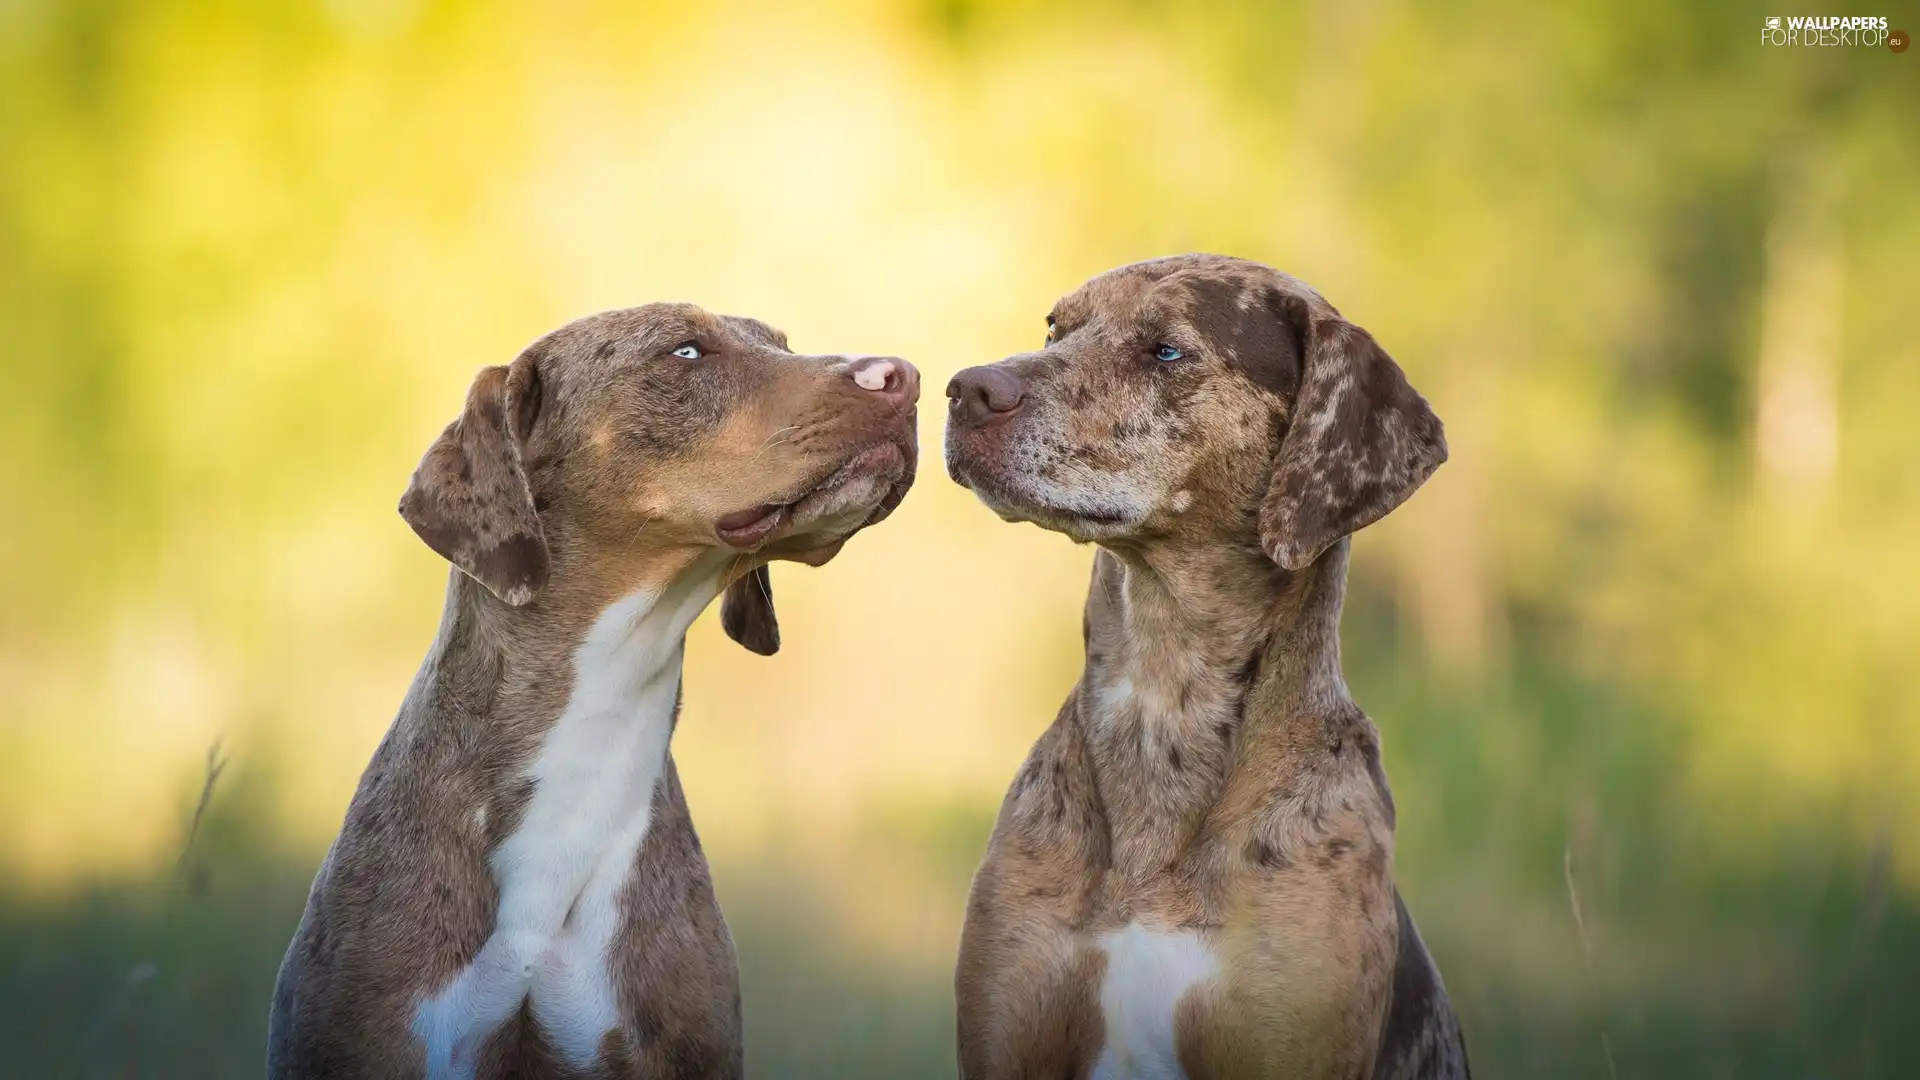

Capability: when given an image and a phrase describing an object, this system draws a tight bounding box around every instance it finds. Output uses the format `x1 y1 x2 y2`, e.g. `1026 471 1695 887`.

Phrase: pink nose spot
853 359 895 392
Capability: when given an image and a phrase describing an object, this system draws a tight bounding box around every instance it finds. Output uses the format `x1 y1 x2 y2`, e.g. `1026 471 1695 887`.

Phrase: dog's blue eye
671 343 703 360
1154 344 1185 363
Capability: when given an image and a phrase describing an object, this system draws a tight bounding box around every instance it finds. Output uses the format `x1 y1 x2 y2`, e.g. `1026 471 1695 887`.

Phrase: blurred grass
3 0 1919 1075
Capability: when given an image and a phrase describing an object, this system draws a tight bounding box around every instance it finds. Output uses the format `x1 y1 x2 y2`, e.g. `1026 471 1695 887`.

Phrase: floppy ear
398 358 550 605
721 565 780 656
1258 302 1447 571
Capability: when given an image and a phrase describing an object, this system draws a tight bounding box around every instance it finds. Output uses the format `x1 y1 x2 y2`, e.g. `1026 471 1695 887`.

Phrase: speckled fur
947 256 1466 1080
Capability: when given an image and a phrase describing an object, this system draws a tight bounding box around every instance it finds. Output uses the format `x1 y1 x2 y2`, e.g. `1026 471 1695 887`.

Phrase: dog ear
398 357 550 605
1258 300 1447 571
721 565 780 655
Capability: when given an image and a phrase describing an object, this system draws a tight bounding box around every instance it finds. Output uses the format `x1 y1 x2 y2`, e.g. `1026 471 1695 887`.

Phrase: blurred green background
3 0 1918 1076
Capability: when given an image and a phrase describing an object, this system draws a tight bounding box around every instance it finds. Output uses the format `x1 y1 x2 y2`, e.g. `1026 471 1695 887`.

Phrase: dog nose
848 356 919 406
946 365 1027 425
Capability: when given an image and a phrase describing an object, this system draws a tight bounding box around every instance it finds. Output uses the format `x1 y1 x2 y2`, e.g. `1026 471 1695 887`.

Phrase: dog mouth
947 454 1136 536
715 441 909 549
945 424 1144 537
972 477 1131 532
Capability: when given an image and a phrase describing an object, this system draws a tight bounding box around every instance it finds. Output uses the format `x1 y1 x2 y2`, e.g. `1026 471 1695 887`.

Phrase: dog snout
946 365 1027 426
847 356 920 408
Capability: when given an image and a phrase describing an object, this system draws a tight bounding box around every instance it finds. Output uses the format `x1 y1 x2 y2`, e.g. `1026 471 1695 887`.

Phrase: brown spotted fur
945 255 1467 1080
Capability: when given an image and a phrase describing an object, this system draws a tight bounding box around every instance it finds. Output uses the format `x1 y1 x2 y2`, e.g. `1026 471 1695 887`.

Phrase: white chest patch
1090 923 1221 1080
412 575 720 1080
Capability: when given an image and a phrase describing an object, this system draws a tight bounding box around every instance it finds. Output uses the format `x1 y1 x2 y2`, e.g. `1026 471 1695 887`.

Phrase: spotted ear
721 565 780 656
1258 303 1446 571
399 357 550 605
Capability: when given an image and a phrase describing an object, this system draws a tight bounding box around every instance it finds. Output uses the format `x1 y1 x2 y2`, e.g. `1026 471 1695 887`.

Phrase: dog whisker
750 426 800 467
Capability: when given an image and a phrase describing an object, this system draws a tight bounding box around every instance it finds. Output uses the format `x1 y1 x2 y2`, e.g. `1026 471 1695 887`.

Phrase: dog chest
1075 905 1389 1079
412 582 716 1079
1089 922 1222 1080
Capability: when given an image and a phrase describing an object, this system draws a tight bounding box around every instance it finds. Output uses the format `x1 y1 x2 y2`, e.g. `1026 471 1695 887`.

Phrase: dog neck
1078 536 1353 876
404 547 732 1076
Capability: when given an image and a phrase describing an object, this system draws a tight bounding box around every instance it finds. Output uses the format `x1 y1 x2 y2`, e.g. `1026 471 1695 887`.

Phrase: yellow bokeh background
3 1 1917 1075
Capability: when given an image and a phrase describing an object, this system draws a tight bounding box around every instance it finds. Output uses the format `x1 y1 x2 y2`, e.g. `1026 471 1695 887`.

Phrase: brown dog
944 255 1468 1079
267 304 918 1079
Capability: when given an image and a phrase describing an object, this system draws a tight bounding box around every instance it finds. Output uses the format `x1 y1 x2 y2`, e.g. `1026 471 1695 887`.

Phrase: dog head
944 255 1442 568
400 303 919 653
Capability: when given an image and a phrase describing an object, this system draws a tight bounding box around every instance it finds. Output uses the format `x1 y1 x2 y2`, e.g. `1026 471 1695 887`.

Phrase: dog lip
948 453 1132 530
716 503 782 531
714 503 790 548
713 441 906 549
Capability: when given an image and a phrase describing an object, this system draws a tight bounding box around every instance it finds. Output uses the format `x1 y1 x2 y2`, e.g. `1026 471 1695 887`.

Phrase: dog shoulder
957 712 1108 1080
960 697 1106 994
1212 721 1401 1064
1235 711 1396 885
